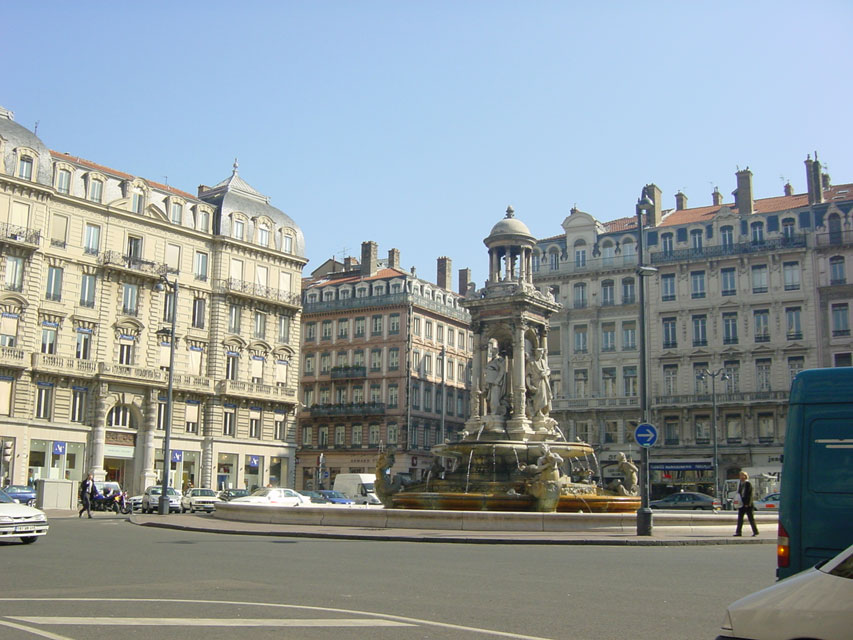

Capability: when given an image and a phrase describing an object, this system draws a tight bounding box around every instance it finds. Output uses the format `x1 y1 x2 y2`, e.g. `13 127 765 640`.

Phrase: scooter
92 491 132 514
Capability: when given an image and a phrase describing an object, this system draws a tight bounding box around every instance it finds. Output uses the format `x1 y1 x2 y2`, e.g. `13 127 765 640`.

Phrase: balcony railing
216 379 297 400
650 235 808 266
303 292 470 323
653 390 788 407
0 346 26 368
552 396 639 410
814 229 853 248
0 222 41 247
213 278 301 308
172 373 213 393
309 402 387 417
99 251 168 279
99 362 165 382
330 365 367 379
31 353 97 375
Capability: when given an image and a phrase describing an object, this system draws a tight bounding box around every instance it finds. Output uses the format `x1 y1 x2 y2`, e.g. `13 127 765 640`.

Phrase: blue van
777 368 853 579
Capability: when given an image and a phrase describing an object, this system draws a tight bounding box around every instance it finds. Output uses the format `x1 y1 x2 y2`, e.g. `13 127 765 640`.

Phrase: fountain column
506 322 533 440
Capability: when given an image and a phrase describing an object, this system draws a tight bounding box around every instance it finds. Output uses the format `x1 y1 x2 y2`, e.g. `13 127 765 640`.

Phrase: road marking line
0 619 73 640
10 617 413 628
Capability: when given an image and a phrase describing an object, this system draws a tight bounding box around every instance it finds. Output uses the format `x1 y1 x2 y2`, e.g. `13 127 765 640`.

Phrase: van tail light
777 522 790 568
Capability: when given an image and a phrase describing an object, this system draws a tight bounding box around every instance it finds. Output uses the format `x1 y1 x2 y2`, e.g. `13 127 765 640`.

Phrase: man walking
79 473 96 518
734 471 759 536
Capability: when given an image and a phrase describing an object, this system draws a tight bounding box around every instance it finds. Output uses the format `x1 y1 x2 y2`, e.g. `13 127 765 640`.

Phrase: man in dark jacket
79 473 97 519
734 471 759 536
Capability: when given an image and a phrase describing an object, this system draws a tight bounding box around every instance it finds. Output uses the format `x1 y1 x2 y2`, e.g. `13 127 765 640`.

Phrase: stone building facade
533 157 852 499
296 242 472 489
0 107 306 494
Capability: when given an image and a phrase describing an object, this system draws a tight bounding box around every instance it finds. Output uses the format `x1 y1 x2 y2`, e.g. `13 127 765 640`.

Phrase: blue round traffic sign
635 423 658 448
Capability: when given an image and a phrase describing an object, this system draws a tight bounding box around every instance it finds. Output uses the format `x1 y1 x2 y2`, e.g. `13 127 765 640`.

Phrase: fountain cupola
484 205 537 286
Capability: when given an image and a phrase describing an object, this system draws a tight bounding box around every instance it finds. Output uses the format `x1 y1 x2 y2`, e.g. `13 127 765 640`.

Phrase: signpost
635 423 658 448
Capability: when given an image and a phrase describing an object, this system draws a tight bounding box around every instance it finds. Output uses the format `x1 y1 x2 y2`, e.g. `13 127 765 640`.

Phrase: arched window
574 240 587 268
601 242 615 265
532 251 540 272
107 405 135 428
549 249 559 270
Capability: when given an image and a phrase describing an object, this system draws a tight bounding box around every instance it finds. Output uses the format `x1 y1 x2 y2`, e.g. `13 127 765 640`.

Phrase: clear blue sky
4 1 851 287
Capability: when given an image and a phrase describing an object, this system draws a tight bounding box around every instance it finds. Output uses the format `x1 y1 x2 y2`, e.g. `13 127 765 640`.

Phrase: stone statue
519 444 564 512
525 348 552 418
484 354 507 416
606 452 639 496
375 449 399 507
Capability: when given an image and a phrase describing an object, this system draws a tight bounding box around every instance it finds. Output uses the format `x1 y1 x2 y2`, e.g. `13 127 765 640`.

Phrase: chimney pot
675 191 688 211
387 248 401 269
360 241 378 276
734 168 754 215
437 257 452 290
712 187 723 206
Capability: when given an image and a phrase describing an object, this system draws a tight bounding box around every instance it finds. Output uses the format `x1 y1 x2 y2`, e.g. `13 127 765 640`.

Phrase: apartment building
297 242 472 489
533 156 852 498
0 106 306 494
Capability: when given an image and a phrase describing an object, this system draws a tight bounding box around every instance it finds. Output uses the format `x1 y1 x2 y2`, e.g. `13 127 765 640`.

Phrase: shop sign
248 455 259 468
650 460 713 471
104 445 134 459
171 450 183 463
52 442 67 455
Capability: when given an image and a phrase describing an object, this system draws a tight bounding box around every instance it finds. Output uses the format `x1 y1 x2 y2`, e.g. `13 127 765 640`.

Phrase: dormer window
132 191 144 213
18 156 33 180
170 201 183 224
88 178 103 203
198 209 210 232
283 234 293 253
258 223 270 247
233 218 245 240
56 168 71 194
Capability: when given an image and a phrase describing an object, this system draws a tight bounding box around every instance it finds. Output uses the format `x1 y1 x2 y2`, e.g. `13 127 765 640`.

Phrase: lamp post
635 197 658 536
155 274 178 515
697 367 729 503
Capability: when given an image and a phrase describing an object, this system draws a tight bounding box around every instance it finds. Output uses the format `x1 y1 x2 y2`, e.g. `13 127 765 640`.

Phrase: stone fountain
376 206 640 513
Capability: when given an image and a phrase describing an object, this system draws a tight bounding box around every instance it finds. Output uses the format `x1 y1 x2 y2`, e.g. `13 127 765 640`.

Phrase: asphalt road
1 515 777 640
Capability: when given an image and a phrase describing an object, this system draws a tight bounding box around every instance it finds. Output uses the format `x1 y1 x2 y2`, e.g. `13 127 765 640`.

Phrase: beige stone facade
296 244 472 490
0 108 305 494
533 159 853 498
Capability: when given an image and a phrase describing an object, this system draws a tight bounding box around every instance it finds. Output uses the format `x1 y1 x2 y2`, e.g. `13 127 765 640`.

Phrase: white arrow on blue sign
635 423 658 448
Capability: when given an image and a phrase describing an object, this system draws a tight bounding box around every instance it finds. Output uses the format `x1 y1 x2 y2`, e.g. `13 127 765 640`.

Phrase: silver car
141 486 181 513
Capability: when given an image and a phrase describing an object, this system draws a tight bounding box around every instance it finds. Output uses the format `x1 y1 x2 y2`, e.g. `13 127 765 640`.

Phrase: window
0 313 18 347
723 312 738 345
602 368 616 397
338 319 349 339
84 223 100 254
258 223 270 247
249 409 261 438
192 298 206 329
370 349 382 372
425 320 433 340
353 350 364 367
786 307 802 340
573 326 588 353
830 256 846 285
118 338 134 365
278 316 291 342
388 348 399 370
194 252 208 281
233 218 244 240
4 256 24 292
690 229 703 251
720 226 733 249
721 268 736 296
372 315 383 336
304 322 316 341
661 273 675 301
75 331 91 360
46 266 63 301
601 323 615 352
694 415 711 444
756 359 771 393
459 331 465 349
757 413 775 443
320 353 331 374
283 234 293 253
368 424 380 446
388 313 400 335
320 320 332 341
724 361 740 393
163 291 175 322
88 179 103 203
56 168 71 194
71 388 86 423
831 303 850 337
621 278 635 304
751 221 764 244
254 312 266 339
35 385 53 419
575 247 586 268
18 156 34 180
131 191 144 213
77 273 96 308
663 365 678 395
226 353 239 380
41 326 57 355
834 353 852 368
783 262 801 291
228 305 241 333
127 236 142 261
411 383 420 409
355 317 366 337
662 317 677 349
622 322 636 350
601 280 615 306
388 384 398 408
726 415 742 443
754 309 770 342
788 356 804 382
223 408 235 436
661 233 673 254
623 366 637 397
185 403 199 434
601 243 615 265
692 315 707 346
423 354 432 375
573 283 587 309
751 265 768 294
550 251 559 270
782 218 796 239
122 284 138 315
690 271 705 299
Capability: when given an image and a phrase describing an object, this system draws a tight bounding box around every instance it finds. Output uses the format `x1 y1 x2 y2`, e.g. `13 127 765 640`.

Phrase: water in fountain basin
465 449 474 493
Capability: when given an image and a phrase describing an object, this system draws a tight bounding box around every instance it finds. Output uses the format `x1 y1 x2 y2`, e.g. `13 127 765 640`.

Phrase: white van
333 473 380 505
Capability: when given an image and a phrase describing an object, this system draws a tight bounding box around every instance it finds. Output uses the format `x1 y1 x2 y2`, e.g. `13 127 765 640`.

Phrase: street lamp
635 198 658 536
696 367 730 503
154 274 178 515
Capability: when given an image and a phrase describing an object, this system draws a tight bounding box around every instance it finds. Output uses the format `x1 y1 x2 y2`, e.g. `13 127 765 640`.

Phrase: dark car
218 489 250 502
649 491 721 511
317 490 355 504
4 485 36 506
298 490 329 504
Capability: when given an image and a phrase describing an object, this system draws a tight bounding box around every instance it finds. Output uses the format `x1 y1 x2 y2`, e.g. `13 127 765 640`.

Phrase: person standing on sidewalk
734 471 759 536
78 473 96 518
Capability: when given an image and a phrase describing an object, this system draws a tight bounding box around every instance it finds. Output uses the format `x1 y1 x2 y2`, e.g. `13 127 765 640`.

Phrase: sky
4 1 851 288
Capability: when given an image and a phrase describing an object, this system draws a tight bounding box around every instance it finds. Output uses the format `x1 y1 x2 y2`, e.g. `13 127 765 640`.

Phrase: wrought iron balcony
309 402 387 417
99 251 168 279
0 222 41 249
330 365 367 379
649 235 807 266
213 278 300 308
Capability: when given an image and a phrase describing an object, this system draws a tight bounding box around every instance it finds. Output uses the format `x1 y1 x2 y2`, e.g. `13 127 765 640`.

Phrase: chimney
712 186 723 206
734 168 754 215
197 185 209 197
675 191 688 211
458 268 472 295
822 172 831 190
343 256 358 271
360 241 378 276
387 248 400 270
805 154 823 204
784 182 794 197
641 184 662 226
437 257 452 290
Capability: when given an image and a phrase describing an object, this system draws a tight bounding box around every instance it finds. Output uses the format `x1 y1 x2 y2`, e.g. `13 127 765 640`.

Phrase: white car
141 486 181 513
129 495 143 512
181 488 219 513
230 488 306 506
716 543 853 640
0 488 49 544
752 492 781 511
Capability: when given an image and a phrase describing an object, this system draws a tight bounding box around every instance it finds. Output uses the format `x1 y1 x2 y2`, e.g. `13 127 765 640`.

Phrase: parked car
753 492 781 511
298 490 329 504
181 488 219 513
217 489 250 502
129 495 143 512
317 490 355 504
649 491 721 511
230 488 306 506
0 489 49 544
716 543 853 639
141 486 181 513
3 484 36 506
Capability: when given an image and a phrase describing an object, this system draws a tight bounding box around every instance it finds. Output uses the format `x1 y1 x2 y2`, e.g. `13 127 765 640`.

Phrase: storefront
269 456 287 488
650 458 714 499
154 448 200 491
244 454 263 491
104 431 136 486
27 439 87 484
216 452 238 491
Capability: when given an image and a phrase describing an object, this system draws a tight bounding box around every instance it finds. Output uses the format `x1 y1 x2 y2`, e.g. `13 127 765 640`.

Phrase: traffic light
1 440 12 463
